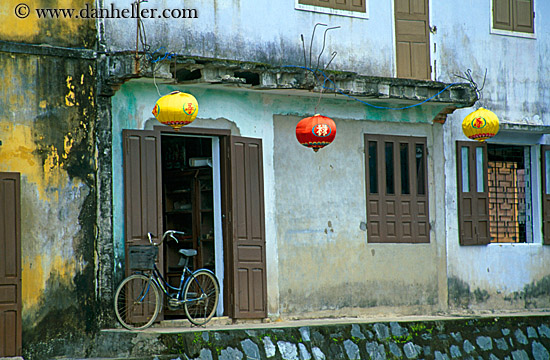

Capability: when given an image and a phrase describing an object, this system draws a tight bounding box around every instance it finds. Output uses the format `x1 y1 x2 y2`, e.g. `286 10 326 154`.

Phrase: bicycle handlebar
147 230 185 246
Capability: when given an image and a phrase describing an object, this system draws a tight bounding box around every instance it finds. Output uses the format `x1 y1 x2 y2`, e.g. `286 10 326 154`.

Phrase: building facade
0 0 549 358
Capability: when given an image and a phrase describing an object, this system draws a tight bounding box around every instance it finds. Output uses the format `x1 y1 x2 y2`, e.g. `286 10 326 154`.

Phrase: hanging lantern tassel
295 114 336 152
152 91 199 131
462 107 499 142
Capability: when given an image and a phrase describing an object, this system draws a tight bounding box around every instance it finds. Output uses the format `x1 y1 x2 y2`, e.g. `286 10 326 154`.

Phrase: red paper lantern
295 114 336 152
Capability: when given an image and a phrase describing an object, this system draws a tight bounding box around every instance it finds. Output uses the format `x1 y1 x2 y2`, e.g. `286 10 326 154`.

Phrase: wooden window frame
456 141 491 245
492 0 535 38
457 141 550 246
364 134 430 244
295 0 369 19
541 145 550 245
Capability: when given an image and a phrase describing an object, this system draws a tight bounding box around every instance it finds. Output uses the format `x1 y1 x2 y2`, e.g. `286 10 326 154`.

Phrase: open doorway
123 128 267 320
160 134 224 318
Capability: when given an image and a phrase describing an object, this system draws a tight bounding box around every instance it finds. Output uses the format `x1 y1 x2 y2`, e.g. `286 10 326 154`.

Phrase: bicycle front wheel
114 274 162 330
183 270 219 326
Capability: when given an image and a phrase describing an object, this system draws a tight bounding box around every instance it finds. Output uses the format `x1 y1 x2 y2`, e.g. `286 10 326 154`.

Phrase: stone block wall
85 316 550 360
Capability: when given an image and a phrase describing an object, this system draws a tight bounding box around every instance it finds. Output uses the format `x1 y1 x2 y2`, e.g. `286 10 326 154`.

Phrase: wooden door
0 173 22 357
123 130 164 323
229 137 267 318
123 130 164 271
395 0 431 79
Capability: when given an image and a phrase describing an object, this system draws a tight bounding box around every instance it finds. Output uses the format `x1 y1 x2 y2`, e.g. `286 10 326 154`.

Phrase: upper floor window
296 0 368 19
492 0 534 35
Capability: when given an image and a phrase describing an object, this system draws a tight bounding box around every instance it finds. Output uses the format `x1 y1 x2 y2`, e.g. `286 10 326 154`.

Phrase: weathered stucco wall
111 80 451 317
0 51 99 358
273 115 447 316
101 0 394 76
0 1 99 358
432 1 550 310
0 0 96 48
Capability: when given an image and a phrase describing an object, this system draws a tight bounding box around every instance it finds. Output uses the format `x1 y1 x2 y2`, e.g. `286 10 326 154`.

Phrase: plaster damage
0 2 98 352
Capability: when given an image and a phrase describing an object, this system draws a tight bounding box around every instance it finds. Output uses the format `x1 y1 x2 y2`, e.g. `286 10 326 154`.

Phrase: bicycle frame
137 260 215 304
135 231 217 304
147 262 191 301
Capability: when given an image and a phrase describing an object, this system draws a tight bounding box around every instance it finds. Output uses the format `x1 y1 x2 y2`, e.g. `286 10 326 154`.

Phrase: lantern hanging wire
453 68 487 100
299 23 341 114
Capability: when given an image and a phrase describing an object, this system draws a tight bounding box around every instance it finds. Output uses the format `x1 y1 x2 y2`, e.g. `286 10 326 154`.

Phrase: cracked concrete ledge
102 53 478 122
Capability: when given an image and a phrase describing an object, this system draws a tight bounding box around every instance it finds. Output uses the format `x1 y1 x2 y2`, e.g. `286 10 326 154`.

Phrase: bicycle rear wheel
114 274 162 330
183 270 219 326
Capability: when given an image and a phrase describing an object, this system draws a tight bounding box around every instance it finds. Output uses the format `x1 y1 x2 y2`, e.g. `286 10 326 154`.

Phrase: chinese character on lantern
295 114 337 152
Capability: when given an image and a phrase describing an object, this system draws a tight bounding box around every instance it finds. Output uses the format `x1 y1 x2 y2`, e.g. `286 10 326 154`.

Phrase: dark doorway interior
160 135 222 318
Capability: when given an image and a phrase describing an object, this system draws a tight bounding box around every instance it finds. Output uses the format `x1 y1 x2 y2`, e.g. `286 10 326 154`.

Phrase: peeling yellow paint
0 123 75 202
62 134 74 159
89 88 95 107
65 76 76 107
22 255 76 310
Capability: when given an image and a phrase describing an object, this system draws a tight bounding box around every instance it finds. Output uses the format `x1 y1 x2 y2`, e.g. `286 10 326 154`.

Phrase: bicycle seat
178 249 197 257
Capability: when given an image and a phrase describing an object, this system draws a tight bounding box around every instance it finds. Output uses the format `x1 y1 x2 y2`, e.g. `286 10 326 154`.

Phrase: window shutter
298 0 321 6
394 0 431 80
349 0 366 12
493 0 513 31
456 141 490 245
513 0 534 33
541 146 550 245
364 135 429 243
332 0 348 11
298 0 365 12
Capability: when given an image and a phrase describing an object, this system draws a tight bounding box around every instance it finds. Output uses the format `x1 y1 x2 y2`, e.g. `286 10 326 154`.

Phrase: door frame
155 126 232 315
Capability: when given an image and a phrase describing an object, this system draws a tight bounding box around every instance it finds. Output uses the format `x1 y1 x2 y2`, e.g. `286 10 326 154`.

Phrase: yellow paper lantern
152 91 198 130
462 107 499 142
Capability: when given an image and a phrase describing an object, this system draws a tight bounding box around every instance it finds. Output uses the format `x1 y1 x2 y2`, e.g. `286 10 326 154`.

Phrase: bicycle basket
128 245 158 270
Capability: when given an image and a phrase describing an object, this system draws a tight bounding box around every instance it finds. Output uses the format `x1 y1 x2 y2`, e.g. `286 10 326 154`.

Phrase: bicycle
114 230 220 330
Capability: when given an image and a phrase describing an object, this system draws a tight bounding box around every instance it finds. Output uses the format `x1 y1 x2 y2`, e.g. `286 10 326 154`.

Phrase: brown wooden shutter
0 173 22 357
493 0 513 31
298 0 365 12
229 136 267 318
365 135 429 243
395 0 431 80
494 0 534 33
541 146 550 245
456 141 490 245
123 130 164 273
513 0 534 33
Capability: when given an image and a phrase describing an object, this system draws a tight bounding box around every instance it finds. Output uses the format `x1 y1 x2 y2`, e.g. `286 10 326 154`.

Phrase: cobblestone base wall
88 315 550 360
